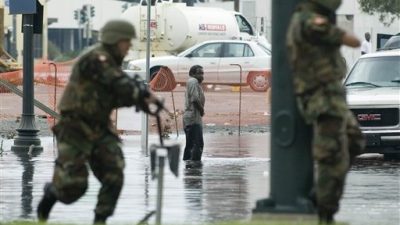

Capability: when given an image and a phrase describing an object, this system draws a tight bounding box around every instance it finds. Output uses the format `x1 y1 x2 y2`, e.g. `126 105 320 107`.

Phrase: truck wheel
149 67 176 91
247 71 270 92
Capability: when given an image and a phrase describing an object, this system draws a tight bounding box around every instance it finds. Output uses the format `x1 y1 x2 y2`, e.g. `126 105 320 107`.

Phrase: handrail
0 77 60 119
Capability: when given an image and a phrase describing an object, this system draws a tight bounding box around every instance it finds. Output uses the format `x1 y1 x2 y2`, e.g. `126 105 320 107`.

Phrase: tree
358 0 400 26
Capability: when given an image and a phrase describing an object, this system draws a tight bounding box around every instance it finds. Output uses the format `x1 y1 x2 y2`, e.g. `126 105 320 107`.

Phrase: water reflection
182 159 255 224
202 160 249 222
0 136 398 225
13 149 42 219
183 161 204 221
336 158 400 225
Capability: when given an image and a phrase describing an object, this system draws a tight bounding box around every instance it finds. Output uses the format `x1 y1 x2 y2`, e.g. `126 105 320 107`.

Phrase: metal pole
49 62 57 127
156 155 165 225
253 0 314 214
141 0 151 152
12 14 43 152
11 15 17 58
170 91 179 138
49 62 57 145
230 64 242 136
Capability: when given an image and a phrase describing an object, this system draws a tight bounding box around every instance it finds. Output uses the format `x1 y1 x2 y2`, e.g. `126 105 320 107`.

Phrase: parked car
125 40 271 91
380 33 400 51
344 49 400 159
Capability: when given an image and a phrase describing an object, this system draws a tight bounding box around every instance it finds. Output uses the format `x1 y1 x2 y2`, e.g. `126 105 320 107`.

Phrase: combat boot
93 214 107 224
37 182 57 222
318 211 334 224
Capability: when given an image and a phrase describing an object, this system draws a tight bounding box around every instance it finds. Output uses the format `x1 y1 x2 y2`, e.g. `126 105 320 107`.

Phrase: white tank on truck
120 0 270 60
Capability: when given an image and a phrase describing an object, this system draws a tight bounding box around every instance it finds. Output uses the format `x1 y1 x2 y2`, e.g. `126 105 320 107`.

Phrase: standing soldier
286 0 365 224
37 20 163 224
182 65 205 162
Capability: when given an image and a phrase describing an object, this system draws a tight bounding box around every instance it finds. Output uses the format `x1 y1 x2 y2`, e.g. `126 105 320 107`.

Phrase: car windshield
345 56 400 87
177 43 203 57
381 36 400 50
257 43 271 55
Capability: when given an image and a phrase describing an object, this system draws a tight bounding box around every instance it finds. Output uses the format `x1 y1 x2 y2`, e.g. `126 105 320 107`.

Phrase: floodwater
0 134 399 225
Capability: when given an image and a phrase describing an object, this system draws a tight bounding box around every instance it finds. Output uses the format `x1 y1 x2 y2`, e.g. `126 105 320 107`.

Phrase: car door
176 42 222 84
218 43 255 85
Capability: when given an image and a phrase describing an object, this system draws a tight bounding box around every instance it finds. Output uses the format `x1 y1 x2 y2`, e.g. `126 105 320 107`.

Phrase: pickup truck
344 49 400 159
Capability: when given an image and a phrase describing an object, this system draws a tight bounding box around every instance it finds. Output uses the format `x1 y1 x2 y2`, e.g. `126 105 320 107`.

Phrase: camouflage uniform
286 0 365 221
52 42 150 216
37 20 155 224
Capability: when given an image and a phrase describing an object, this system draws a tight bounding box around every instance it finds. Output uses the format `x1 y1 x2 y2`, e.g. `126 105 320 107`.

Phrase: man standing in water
182 65 205 162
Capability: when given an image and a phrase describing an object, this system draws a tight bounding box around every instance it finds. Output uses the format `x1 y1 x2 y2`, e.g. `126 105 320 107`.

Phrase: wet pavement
0 133 399 225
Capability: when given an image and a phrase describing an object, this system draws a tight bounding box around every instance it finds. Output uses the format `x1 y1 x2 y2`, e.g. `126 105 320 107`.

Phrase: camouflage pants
51 119 125 218
296 82 365 215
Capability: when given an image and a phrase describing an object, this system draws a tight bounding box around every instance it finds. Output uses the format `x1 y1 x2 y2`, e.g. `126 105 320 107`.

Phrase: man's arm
304 14 360 48
187 79 204 116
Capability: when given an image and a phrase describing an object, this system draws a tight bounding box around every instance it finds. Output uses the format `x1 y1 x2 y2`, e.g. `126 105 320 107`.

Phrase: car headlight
129 65 142 71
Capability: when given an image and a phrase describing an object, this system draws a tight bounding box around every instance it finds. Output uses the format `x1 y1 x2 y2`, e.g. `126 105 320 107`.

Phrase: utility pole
253 0 315 216
74 9 82 50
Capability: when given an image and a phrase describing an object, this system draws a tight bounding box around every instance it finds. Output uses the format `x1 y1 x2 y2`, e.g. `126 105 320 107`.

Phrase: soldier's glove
132 74 151 112
147 98 165 116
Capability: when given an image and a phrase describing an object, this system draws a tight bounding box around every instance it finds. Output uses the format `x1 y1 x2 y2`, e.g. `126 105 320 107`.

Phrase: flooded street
0 134 399 225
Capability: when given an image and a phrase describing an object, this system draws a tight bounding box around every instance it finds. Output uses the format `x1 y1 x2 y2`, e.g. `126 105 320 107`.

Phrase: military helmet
100 19 136 45
310 0 342 11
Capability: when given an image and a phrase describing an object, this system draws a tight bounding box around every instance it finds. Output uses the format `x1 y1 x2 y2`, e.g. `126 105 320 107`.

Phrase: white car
125 40 271 91
345 49 400 159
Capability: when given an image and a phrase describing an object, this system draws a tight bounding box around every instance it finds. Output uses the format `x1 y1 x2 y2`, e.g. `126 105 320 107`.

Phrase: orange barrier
246 70 271 92
0 70 22 93
0 59 76 127
149 66 177 92
34 59 76 87
33 59 76 127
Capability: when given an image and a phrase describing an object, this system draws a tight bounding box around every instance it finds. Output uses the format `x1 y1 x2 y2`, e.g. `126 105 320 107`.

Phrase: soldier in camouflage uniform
37 20 162 224
286 0 365 223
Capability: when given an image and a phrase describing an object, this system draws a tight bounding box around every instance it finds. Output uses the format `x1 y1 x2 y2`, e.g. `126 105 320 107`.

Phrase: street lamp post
11 13 43 152
253 0 315 215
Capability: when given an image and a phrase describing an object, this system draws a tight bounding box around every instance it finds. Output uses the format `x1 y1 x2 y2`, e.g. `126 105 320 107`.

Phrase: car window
244 45 254 57
345 56 400 87
224 43 254 57
191 43 223 58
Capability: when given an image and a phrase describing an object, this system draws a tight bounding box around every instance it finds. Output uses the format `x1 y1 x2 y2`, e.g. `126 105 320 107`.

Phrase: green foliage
358 0 400 26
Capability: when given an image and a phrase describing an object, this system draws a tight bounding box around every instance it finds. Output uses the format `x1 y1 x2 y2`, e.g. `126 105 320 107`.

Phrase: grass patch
1 220 347 225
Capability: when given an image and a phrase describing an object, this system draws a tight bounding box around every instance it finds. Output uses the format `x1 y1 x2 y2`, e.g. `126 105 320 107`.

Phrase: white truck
120 0 270 61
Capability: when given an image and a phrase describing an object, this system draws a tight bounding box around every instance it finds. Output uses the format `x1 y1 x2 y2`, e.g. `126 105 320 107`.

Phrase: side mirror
186 53 193 58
